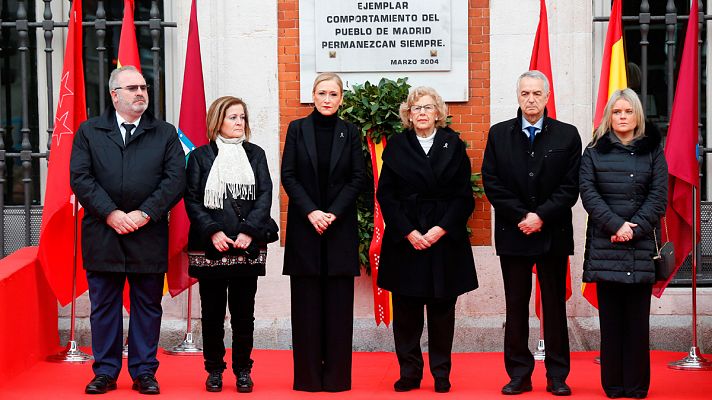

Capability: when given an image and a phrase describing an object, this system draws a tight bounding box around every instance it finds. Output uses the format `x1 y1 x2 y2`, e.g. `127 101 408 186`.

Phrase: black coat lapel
429 129 460 181
96 108 125 149
302 116 319 176
388 130 437 191
329 119 348 174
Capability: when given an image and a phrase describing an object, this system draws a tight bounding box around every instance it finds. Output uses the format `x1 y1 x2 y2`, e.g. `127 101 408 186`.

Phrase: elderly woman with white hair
376 86 478 394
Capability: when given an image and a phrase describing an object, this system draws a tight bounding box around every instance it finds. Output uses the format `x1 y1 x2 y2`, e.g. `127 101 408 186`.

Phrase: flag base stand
163 332 202 355
47 340 93 363
164 286 202 355
533 339 545 361
669 346 712 370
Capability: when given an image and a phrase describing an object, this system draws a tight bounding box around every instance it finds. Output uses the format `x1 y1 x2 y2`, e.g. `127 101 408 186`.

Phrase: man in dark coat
70 66 186 395
482 70 581 396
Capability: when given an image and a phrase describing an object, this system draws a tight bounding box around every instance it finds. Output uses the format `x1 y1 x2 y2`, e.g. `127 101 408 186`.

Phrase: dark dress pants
199 276 258 375
597 281 652 398
500 254 570 380
87 270 164 379
392 293 457 381
290 276 354 392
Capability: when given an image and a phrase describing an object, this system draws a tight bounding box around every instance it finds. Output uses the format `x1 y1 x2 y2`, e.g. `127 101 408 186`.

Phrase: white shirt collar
521 116 544 133
115 113 142 132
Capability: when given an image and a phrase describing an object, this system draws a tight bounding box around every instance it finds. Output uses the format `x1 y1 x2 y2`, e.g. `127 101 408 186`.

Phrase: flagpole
48 199 92 363
164 284 202 355
669 186 712 370
533 289 545 361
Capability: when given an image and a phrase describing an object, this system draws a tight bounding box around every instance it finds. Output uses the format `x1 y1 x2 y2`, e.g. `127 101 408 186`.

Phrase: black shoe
132 374 160 395
546 379 572 396
394 377 421 392
85 375 117 394
501 377 533 395
205 371 223 392
236 369 254 393
434 377 451 393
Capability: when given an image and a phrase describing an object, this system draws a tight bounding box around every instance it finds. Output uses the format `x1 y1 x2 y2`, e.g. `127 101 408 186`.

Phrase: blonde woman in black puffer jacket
580 88 667 399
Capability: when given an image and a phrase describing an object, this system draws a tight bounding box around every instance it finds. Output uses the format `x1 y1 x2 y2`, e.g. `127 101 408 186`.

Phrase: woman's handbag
227 193 279 245
653 218 676 281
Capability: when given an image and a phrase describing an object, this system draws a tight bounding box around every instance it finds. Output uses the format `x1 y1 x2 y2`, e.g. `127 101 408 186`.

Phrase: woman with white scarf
185 96 274 393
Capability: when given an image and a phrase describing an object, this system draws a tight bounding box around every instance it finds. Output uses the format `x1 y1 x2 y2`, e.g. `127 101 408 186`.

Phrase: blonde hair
206 96 251 141
399 86 448 129
312 72 343 94
591 88 645 147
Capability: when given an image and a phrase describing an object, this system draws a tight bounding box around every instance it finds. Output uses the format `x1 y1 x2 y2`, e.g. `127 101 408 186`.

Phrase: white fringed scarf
204 135 255 209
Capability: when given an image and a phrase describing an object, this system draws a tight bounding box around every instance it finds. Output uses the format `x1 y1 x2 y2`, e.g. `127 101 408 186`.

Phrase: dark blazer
580 129 668 284
70 106 186 273
281 113 366 276
184 141 273 277
376 128 478 298
482 109 582 256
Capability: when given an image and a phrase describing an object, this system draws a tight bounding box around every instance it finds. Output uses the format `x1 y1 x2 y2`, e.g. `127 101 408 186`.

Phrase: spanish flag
593 0 627 128
582 0 627 309
368 136 393 326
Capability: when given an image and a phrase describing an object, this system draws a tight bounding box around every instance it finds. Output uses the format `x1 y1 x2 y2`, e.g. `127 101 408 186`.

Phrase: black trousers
290 276 354 392
597 281 652 398
86 270 164 380
391 293 457 381
500 254 570 380
198 276 258 375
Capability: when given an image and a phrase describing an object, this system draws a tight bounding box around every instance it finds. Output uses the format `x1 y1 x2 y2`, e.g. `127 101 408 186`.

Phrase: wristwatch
140 211 150 220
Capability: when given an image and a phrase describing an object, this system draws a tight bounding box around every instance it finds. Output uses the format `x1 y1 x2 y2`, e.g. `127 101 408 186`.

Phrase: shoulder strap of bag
649 152 670 252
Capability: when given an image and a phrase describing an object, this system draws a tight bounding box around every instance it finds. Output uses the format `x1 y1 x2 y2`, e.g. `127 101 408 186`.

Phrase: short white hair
516 70 550 95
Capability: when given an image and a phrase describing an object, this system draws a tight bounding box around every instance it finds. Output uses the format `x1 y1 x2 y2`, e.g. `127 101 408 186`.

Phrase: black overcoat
184 141 272 277
376 127 478 298
281 113 366 276
580 129 668 284
69 107 186 273
482 109 582 256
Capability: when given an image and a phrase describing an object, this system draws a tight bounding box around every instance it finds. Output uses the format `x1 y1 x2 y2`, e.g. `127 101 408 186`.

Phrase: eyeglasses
113 84 150 92
410 104 437 113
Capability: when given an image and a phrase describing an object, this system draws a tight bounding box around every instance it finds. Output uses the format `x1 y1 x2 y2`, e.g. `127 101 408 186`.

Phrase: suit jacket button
529 172 534 177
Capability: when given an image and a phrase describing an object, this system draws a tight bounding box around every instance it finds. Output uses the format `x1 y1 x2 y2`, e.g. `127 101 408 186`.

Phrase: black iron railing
0 0 175 256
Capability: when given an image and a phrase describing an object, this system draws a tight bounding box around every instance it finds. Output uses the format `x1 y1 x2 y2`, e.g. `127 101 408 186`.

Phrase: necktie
122 123 136 146
525 126 537 147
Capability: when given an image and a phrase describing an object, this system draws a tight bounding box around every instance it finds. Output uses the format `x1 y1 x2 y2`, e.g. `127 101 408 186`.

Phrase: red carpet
1 350 710 399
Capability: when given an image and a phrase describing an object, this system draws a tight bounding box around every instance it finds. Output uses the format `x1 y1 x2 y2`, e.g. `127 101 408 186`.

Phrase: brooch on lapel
340 132 345 138
443 142 449 149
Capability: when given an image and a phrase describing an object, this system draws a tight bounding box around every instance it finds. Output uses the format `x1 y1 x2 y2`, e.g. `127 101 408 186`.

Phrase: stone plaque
315 1 452 72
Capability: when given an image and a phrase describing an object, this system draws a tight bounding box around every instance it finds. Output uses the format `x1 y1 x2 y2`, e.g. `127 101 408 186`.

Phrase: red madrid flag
37 0 87 306
118 0 141 71
528 0 572 319
654 0 700 297
167 0 207 297
116 0 141 311
529 0 557 119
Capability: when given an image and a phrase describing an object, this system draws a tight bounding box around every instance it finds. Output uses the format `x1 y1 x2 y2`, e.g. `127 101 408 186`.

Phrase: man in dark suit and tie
482 70 581 396
70 65 185 395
